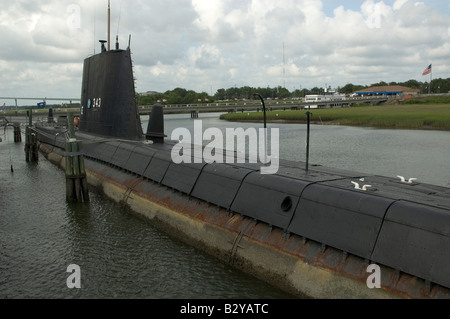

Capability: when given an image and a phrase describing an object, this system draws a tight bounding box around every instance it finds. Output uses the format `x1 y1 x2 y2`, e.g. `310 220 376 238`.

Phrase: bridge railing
140 96 390 110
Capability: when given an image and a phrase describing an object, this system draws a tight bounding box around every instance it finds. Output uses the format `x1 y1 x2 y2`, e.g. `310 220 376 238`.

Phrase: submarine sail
79 41 143 140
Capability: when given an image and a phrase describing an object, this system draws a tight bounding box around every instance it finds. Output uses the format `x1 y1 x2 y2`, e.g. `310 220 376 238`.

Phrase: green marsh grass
220 104 450 130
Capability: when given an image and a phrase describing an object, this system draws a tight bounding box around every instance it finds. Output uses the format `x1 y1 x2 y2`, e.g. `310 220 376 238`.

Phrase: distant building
354 86 420 96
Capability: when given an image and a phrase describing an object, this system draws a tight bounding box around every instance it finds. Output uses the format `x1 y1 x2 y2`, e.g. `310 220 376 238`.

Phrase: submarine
32 35 450 298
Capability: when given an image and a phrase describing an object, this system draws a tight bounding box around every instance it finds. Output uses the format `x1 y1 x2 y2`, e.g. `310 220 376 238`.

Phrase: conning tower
79 40 143 140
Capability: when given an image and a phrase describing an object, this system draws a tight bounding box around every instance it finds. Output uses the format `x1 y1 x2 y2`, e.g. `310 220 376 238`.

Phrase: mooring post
13 123 22 143
65 140 76 202
24 109 38 162
28 107 32 127
30 129 38 161
78 140 90 202
48 108 54 124
25 125 30 162
306 111 311 172
65 112 89 203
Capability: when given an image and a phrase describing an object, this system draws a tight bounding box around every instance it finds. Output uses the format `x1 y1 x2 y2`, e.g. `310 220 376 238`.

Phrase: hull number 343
87 98 102 109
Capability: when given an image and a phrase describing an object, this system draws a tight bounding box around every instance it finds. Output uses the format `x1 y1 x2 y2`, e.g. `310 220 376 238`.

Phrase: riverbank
219 103 450 130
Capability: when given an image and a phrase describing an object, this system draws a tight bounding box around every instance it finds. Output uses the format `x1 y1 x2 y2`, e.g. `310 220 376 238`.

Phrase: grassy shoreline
219 103 450 131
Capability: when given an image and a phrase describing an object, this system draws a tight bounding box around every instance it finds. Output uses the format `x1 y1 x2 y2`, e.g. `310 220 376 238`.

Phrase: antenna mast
107 0 111 51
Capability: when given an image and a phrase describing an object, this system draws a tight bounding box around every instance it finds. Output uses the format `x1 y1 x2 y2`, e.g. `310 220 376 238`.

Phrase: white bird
397 175 417 184
352 181 372 191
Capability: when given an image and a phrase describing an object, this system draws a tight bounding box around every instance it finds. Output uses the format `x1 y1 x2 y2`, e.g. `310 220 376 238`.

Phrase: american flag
422 64 432 76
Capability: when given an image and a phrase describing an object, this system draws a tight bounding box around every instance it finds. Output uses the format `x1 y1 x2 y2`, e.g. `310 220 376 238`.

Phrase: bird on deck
351 181 372 191
397 175 417 184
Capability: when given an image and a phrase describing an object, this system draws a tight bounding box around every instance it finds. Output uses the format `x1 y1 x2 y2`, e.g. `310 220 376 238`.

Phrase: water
1 113 450 299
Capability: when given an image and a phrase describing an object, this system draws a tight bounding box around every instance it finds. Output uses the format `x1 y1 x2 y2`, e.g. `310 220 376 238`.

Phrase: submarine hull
34 131 450 299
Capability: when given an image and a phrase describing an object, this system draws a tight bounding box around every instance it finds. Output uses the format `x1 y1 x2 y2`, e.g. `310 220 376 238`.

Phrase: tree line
137 78 450 105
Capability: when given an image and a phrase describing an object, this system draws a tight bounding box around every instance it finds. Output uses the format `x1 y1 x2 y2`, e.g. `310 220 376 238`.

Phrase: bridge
0 97 80 108
140 96 390 118
2 96 389 118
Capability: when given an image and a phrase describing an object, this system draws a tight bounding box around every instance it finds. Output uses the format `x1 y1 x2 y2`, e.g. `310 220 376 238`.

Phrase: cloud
0 0 449 100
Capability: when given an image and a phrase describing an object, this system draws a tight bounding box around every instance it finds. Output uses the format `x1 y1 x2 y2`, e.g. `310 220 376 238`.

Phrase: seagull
352 181 372 191
397 175 417 184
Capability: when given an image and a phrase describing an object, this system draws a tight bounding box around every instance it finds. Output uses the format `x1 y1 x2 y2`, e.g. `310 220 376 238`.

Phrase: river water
1 112 449 299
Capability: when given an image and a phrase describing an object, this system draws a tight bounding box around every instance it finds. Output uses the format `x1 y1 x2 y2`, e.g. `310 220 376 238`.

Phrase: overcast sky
1 0 449 104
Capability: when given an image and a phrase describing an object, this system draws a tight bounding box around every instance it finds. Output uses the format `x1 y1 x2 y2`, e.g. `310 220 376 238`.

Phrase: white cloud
0 0 449 100
393 0 409 10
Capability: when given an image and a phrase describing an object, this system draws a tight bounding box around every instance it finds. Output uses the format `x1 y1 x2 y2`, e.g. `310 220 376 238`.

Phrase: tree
402 79 421 89
277 86 291 99
137 77 450 106
370 81 388 87
215 89 226 100
340 83 355 94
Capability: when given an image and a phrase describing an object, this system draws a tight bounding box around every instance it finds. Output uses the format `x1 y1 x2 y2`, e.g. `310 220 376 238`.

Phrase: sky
0 0 449 104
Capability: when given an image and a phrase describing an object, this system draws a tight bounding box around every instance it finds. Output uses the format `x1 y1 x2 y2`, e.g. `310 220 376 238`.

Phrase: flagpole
429 64 432 94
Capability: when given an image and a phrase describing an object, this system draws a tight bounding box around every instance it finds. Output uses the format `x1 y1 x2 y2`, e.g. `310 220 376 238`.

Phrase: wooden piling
31 130 39 161
24 108 38 162
78 141 90 202
65 141 76 202
13 123 22 143
25 127 30 162
65 113 89 203
24 126 38 162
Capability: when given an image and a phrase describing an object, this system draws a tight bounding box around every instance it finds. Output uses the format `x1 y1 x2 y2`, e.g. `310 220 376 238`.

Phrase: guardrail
139 96 390 116
140 96 389 110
